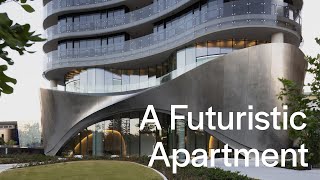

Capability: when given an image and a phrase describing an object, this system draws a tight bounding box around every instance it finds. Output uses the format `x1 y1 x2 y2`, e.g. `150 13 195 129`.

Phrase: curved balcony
43 0 302 81
43 0 153 28
45 0 118 17
44 0 194 43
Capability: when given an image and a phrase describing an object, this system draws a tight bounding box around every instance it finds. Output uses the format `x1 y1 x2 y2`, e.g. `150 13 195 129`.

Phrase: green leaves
21 4 34 13
0 65 17 95
278 38 320 166
0 1 46 96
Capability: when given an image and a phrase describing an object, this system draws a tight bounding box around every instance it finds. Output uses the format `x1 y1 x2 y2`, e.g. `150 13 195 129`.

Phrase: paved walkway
209 158 320 180
0 164 17 173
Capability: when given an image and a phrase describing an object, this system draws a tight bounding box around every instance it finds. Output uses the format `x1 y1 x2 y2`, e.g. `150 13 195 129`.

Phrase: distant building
0 121 19 146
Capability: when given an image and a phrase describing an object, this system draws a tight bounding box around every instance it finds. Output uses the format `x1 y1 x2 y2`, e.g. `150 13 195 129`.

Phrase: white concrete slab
208 158 320 180
0 164 17 173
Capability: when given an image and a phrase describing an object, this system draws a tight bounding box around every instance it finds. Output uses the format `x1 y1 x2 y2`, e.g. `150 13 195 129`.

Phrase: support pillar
271 32 284 43
50 80 57 90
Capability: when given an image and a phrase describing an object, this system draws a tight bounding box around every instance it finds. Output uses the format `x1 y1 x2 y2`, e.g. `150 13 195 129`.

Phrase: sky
0 1 320 125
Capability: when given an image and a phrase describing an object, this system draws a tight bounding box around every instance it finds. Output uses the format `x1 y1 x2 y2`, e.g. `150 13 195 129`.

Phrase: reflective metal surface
41 43 307 156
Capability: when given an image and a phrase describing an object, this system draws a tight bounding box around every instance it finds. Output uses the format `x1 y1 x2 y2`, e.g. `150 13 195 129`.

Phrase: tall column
271 32 284 43
50 80 57 90
176 119 185 159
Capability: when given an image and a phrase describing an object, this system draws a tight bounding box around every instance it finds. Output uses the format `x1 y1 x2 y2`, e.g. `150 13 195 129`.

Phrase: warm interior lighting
72 130 127 156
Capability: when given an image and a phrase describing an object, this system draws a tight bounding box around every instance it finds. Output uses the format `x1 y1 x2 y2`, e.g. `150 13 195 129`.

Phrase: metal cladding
41 43 307 156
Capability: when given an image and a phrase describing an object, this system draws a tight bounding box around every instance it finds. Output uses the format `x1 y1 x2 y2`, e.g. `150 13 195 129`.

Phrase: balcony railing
45 0 115 17
45 0 188 39
44 0 301 73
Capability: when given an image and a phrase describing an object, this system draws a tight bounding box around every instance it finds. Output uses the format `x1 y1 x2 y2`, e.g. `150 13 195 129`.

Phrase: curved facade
41 0 306 156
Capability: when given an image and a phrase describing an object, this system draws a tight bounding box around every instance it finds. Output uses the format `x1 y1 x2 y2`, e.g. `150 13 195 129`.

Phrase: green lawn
0 160 163 180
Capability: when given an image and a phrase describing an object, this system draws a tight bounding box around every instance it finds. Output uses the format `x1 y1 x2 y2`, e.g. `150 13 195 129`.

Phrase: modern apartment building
41 0 306 156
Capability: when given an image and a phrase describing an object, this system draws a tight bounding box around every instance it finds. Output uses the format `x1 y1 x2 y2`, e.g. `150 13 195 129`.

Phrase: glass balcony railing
45 0 114 18
44 0 301 72
45 0 301 41
45 0 188 39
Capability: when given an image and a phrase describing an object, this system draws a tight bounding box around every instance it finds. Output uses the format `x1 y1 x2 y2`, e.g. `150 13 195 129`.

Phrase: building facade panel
41 43 306 156
41 0 305 156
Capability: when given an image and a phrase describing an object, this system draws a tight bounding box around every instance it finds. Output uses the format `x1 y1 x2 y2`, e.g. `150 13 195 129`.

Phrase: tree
6 139 17 146
19 122 41 147
0 0 44 96
0 137 5 145
278 38 320 166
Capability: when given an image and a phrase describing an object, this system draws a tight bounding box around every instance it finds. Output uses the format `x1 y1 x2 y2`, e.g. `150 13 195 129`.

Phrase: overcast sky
0 1 319 125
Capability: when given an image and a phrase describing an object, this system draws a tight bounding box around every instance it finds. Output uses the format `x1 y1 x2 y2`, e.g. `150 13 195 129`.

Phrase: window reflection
65 39 269 93
60 112 225 157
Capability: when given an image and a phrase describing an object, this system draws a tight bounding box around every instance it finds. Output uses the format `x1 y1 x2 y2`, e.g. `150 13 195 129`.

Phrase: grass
0 160 162 180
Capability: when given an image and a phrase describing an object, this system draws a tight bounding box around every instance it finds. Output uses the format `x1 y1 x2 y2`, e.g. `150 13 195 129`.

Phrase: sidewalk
209 158 320 180
0 164 17 173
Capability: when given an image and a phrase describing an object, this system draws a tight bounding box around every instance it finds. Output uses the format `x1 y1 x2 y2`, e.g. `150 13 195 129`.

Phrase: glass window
148 67 156 87
177 49 186 75
67 41 73 58
140 112 156 156
247 40 257 47
112 69 122 92
195 130 206 150
107 11 114 26
187 128 196 152
73 41 80 58
87 69 96 93
73 16 80 32
87 15 94 30
196 42 207 57
121 70 129 91
233 40 245 49
96 69 105 93
94 13 101 29
80 15 87 30
87 40 95 57
59 18 67 33
80 71 88 93
208 41 220 55
156 65 162 78
80 40 87 57
108 37 114 53
66 17 73 32
186 46 196 65
94 39 101 56
114 35 124 52
176 120 185 158
129 69 139 90
103 120 113 155
128 112 140 156
58 42 67 58
93 121 105 156
111 117 123 156
219 40 233 54
139 68 148 89
105 70 113 93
